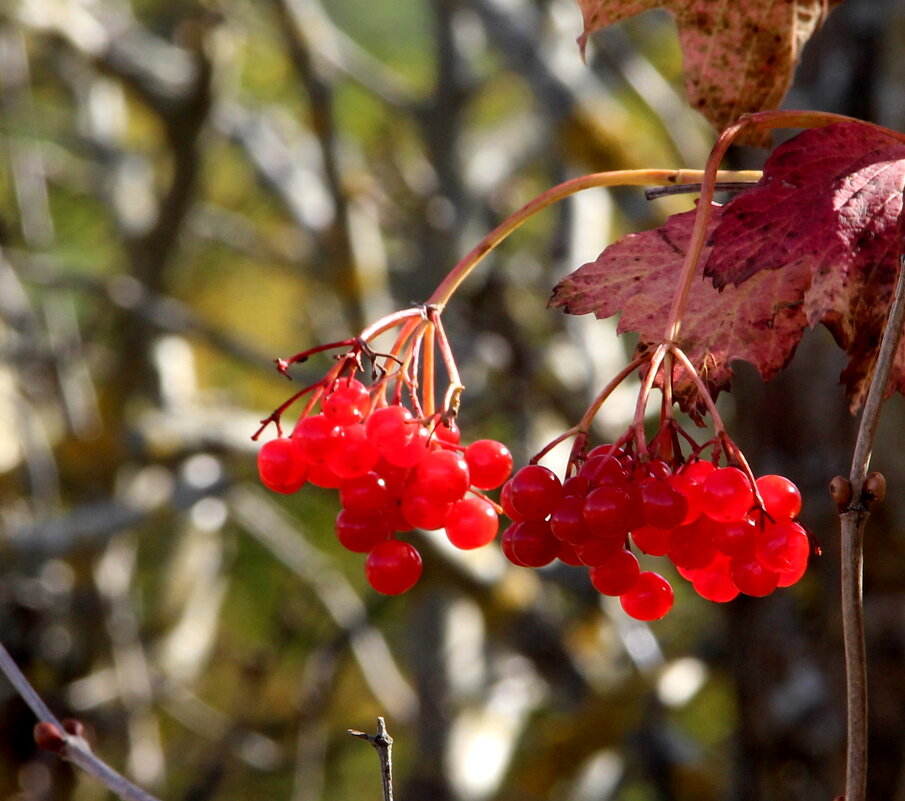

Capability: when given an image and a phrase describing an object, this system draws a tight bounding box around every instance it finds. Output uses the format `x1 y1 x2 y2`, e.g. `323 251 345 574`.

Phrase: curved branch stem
426 169 762 310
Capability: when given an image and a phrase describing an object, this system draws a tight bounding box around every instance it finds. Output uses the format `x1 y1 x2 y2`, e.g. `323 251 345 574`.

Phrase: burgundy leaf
706 121 905 408
550 205 811 417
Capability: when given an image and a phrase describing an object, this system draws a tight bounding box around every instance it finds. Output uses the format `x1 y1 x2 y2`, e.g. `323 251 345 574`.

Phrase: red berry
639 459 672 480
366 405 416 452
415 450 470 504
501 523 528 565
557 541 584 566
336 509 391 553
465 440 514 490
322 378 370 426
691 555 739 603
756 520 809 574
434 419 461 446
639 478 688 529
508 465 563 520
575 534 624 567
257 438 308 493
702 467 754 523
777 549 810 587
339 472 390 514
500 480 526 522
365 540 422 595
756 474 802 520
307 461 344 489
328 423 380 478
668 472 704 524
400 485 451 531
578 454 627 487
562 475 591 497
445 496 499 549
729 556 779 597
373 458 410 495
382 424 431 468
589 549 640 596
620 572 674 620
293 414 345 464
710 515 758 557
679 460 716 482
549 495 593 545
667 518 717 570
630 525 670 557
509 520 559 567
582 484 630 536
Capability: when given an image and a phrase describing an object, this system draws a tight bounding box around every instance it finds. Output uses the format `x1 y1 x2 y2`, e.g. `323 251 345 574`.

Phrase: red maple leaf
706 121 905 409
548 204 811 419
576 0 838 142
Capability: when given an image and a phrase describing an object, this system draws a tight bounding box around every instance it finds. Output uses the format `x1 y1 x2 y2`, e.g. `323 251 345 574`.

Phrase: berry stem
576 354 648 433
427 307 464 417
275 339 357 376
667 345 728 434
630 343 668 455
253 382 324 439
425 169 763 311
422 322 436 418
359 308 428 343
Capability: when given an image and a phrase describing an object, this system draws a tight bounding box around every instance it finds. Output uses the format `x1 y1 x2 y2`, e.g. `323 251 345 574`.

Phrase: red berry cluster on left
257 377 513 595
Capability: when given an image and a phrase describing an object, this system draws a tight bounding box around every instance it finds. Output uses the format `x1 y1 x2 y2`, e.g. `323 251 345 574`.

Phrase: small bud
34 722 66 754
865 472 886 502
62 718 85 738
830 476 852 508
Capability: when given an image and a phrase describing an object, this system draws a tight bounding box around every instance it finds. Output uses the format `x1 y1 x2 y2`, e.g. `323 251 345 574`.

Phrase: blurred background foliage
2 1 905 800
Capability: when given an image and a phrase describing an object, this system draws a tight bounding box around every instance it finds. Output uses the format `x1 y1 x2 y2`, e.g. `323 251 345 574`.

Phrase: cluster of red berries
499 446 810 620
257 377 513 595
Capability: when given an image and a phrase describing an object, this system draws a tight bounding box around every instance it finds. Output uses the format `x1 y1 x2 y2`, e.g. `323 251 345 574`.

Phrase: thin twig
840 251 905 801
0 641 62 727
0 640 163 801
644 180 760 200
348 717 394 801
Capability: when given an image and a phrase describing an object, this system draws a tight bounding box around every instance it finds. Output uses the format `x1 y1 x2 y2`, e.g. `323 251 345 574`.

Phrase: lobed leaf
552 121 905 415
706 121 905 408
549 205 811 418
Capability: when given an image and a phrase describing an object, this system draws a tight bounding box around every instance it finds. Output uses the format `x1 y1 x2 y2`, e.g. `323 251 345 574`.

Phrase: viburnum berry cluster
254 308 513 595
494 335 815 620
501 447 809 621
252 162 823 617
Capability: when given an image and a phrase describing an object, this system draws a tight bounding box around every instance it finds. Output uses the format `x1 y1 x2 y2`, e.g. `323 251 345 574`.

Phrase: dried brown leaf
576 0 837 143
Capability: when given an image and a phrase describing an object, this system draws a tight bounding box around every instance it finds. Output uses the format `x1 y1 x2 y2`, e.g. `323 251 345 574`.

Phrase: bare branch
348 717 395 801
839 249 905 801
0 641 163 801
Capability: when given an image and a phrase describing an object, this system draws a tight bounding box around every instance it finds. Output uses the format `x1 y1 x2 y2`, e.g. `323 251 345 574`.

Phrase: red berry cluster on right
499 445 811 621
